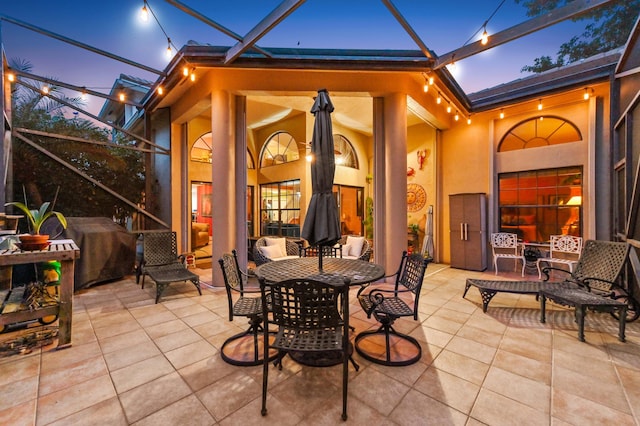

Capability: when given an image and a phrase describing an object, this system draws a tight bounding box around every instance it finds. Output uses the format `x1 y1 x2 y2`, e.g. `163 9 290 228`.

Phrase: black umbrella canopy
301 89 341 248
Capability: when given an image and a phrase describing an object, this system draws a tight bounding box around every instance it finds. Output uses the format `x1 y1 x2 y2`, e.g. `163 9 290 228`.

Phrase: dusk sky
1 0 592 115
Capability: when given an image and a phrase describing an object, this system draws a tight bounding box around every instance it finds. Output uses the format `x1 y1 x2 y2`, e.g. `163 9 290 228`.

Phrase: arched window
260 131 300 167
498 116 582 152
190 131 255 167
333 134 359 169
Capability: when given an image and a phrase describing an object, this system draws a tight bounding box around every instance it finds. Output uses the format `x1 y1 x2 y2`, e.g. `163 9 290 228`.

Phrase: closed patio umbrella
301 89 341 270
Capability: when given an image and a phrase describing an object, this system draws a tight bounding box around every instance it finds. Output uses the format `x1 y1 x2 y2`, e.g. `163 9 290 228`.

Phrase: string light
157 86 164 95
165 38 172 58
583 88 590 100
436 92 442 104
41 86 49 94
454 111 459 121
446 102 452 114
183 66 189 77
81 89 88 100
139 1 149 22
119 92 125 102
7 72 15 82
537 99 543 111
429 76 434 86
422 73 429 92
190 70 196 82
467 116 472 125
499 109 504 119
481 26 489 45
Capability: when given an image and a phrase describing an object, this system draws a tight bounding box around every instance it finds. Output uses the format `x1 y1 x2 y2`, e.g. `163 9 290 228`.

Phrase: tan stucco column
377 93 408 275
210 90 235 286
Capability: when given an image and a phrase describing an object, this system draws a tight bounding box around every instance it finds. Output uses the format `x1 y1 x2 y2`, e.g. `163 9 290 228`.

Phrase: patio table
254 257 385 367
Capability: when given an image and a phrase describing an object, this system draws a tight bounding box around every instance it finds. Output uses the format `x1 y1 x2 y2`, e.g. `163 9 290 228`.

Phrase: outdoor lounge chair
355 251 431 366
140 231 201 303
218 250 278 366
259 276 352 421
253 236 301 266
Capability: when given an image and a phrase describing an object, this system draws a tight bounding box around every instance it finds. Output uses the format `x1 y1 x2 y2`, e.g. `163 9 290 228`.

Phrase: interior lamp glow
566 196 582 205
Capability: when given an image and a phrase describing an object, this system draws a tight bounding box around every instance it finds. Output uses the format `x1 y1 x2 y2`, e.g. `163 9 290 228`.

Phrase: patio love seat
463 240 636 342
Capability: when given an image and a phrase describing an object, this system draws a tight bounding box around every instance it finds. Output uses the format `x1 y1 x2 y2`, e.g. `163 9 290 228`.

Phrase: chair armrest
540 266 573 281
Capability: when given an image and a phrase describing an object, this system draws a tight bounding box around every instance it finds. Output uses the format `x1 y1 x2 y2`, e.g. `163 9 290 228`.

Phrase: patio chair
539 239 639 324
259 276 352 421
355 251 431 366
491 232 525 276
300 243 342 258
218 250 278 366
338 235 372 261
140 231 201 303
253 236 301 266
536 235 582 279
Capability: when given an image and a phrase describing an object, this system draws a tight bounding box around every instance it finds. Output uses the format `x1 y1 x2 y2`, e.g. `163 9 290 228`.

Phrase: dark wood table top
254 257 385 285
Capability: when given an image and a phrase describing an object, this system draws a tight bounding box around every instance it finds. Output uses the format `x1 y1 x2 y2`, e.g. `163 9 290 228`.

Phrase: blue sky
1 0 590 114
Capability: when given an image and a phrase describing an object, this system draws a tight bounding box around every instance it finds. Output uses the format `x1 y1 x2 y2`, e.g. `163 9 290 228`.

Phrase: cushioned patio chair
140 231 201 303
218 249 277 366
259 276 352 421
355 251 431 366
253 236 301 266
536 235 582 279
338 235 372 261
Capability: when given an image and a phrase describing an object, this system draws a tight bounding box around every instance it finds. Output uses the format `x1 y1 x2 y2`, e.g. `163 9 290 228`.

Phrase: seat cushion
265 237 287 257
259 244 285 260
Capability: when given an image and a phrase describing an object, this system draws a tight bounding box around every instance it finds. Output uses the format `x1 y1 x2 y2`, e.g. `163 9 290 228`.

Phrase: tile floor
1 263 639 425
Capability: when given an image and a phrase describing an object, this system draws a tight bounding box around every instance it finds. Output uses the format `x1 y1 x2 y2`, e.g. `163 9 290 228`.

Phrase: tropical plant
4 201 67 235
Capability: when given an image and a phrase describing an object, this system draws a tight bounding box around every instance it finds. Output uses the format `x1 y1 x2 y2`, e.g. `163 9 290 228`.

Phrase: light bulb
537 99 543 111
436 93 442 104
467 117 471 125
429 76 434 85
499 109 504 119
41 86 49 94
81 90 87 101
157 86 164 95
454 112 459 121
583 88 590 100
165 40 172 58
423 83 429 93
119 93 125 102
140 3 149 22
447 103 452 114
190 72 196 82
183 67 189 76
7 73 15 82
481 29 489 45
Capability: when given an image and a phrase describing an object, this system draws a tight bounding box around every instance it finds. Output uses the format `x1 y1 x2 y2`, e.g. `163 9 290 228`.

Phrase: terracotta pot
18 234 50 251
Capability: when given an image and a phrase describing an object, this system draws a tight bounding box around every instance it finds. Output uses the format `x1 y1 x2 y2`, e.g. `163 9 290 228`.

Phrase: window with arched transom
259 131 300 167
498 116 582 152
333 134 359 169
190 131 255 168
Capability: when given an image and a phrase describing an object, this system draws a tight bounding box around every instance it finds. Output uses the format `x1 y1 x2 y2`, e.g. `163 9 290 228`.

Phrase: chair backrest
572 240 630 292
389 252 430 319
260 277 349 333
302 244 341 258
218 249 244 321
254 237 301 265
491 233 519 254
143 231 179 267
339 235 372 261
549 235 582 257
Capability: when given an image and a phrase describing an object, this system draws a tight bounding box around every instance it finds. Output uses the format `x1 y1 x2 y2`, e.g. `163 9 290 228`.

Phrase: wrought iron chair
355 251 431 366
491 232 525 276
536 235 582 279
540 239 639 328
140 231 201 303
253 237 301 266
218 250 277 366
300 243 342 258
259 276 352 421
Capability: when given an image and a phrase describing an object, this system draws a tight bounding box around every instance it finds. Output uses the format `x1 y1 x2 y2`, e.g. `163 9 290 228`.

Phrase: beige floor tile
0 375 38 412
135 309 179 328
119 371 192 423
103 340 161 371
0 354 40 386
133 395 215 426
220 393 300 426
455 324 503 347
178 354 238 392
111 354 176 393
445 335 497 364
483 366 551 413
144 318 190 339
389 389 468 425
413 366 480 414
349 366 410 416
40 341 102 373
0 398 36 426
470 388 548 426
154 327 202 352
39 354 108 396
98 328 151 354
196 370 261 421
165 339 218 370
551 388 635 425
46 397 127 426
492 349 551 385
431 349 490 385
617 366 640 420
93 319 142 340
36 374 116 426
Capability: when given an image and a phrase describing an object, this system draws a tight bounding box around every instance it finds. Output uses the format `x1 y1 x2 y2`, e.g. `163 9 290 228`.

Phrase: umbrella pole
318 247 323 271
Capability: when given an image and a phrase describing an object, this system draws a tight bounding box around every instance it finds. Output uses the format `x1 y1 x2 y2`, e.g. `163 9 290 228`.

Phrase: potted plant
4 201 67 250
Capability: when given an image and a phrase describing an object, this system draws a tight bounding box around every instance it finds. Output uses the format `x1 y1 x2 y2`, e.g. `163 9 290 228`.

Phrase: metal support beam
381 0 434 60
433 0 617 70
15 128 157 154
224 0 306 64
164 0 273 58
13 131 168 227
0 15 165 76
